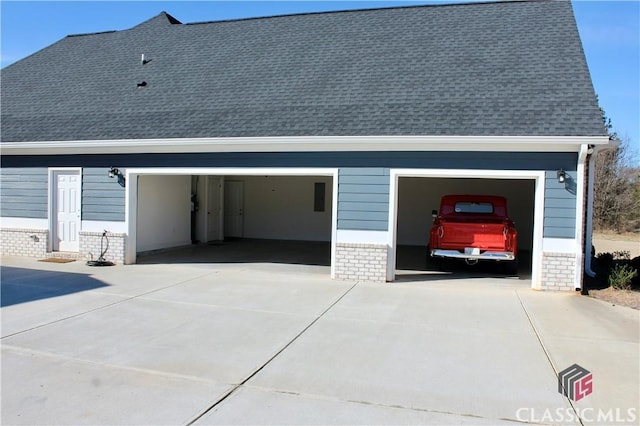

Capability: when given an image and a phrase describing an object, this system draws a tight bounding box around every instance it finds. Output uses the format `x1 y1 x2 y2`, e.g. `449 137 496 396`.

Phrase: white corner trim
2 135 610 155
124 173 138 265
0 217 49 229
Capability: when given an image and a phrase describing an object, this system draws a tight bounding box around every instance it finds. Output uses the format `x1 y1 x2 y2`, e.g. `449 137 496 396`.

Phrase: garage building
1 0 610 290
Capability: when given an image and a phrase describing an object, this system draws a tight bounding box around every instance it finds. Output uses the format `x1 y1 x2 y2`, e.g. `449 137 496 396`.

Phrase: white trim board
387 169 547 289
0 217 48 229
542 238 578 253
81 220 127 234
126 167 336 177
336 230 388 245
2 135 609 155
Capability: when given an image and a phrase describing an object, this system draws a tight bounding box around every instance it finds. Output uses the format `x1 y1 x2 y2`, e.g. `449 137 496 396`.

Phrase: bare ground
592 231 640 258
588 287 640 310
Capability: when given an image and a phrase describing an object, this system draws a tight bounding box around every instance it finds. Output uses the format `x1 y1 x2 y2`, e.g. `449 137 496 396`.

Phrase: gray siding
338 168 389 231
0 168 48 218
82 168 126 221
4 151 579 238
543 171 577 238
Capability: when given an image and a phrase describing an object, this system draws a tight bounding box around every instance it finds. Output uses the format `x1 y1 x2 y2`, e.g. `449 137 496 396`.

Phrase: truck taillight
438 226 444 238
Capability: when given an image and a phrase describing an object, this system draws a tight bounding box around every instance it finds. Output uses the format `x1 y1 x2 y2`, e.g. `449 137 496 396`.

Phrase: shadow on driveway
1 266 109 307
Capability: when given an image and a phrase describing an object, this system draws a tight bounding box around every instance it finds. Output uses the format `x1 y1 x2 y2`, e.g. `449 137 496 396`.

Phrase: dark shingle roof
0 0 606 142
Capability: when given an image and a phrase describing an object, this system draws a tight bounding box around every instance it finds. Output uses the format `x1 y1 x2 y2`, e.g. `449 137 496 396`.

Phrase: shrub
608 263 638 290
593 251 639 290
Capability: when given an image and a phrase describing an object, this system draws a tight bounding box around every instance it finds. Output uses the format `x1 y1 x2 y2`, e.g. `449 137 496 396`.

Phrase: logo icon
558 364 593 402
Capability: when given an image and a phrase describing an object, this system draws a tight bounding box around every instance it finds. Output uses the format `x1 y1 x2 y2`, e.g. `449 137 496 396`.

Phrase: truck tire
503 258 519 276
425 245 445 271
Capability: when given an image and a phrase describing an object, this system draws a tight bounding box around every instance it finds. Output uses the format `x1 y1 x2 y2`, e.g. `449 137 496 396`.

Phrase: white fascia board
1 135 610 155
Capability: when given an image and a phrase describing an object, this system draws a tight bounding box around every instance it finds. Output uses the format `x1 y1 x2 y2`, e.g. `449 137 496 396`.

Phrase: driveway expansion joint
515 289 584 426
0 270 220 340
236 383 521 424
185 280 361 425
1 344 224 386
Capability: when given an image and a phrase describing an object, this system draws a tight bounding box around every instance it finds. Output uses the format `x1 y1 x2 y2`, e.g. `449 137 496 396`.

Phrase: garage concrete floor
137 239 532 283
137 239 332 266
1 255 637 425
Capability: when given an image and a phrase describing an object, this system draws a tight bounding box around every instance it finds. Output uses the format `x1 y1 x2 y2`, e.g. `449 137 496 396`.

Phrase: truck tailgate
440 222 506 250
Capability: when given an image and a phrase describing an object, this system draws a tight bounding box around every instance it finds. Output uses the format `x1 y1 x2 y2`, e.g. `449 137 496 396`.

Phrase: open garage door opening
133 172 334 269
395 176 535 282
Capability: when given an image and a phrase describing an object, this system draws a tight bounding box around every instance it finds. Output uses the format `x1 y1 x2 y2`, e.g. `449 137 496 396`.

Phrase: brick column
0 228 49 258
541 252 577 291
334 242 387 282
79 231 126 264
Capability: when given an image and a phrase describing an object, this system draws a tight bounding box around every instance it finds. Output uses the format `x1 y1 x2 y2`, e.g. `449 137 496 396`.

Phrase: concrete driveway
1 256 638 425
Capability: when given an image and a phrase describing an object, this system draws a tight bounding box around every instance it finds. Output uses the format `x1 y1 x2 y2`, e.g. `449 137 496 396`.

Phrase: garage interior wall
397 177 535 252
137 175 191 252
239 175 333 241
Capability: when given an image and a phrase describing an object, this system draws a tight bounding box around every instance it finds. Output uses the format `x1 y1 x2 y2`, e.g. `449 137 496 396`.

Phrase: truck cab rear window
454 202 494 214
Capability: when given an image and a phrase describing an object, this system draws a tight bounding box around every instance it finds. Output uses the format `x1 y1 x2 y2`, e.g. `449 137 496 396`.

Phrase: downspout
575 145 590 290
584 141 620 278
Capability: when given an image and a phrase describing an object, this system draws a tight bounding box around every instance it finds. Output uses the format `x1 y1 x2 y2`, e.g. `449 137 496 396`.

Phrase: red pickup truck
428 195 518 273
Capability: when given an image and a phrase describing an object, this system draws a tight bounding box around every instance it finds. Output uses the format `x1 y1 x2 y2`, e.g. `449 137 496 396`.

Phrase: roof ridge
67 30 117 38
66 11 182 39
185 0 553 27
133 11 182 28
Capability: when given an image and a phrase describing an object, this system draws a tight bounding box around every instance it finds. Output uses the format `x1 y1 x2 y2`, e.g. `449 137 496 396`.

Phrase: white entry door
53 170 81 252
207 177 222 241
224 180 244 238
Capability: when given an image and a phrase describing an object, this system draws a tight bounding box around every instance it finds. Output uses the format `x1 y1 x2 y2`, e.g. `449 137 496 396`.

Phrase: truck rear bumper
431 249 515 261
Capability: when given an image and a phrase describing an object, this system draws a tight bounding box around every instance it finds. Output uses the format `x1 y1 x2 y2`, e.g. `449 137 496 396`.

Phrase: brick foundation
335 242 387 282
79 231 126 264
0 228 49 258
541 252 577 291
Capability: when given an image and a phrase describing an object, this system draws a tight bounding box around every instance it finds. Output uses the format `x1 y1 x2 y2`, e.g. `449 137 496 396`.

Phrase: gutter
584 140 620 278
0 135 609 156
